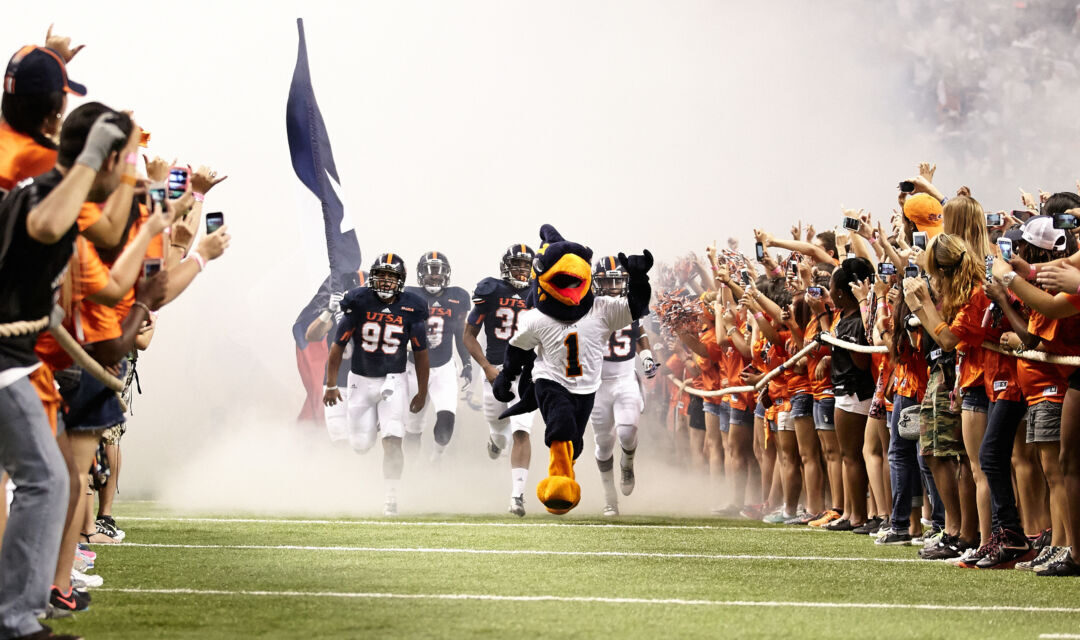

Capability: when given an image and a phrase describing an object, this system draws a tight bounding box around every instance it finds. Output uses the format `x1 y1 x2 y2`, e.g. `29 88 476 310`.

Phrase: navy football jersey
335 288 429 378
604 319 641 363
466 277 531 364
404 286 471 368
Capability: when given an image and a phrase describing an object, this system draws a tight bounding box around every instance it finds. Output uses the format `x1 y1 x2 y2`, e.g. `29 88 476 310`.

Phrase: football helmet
416 251 451 295
592 255 628 297
500 243 535 290
370 253 406 301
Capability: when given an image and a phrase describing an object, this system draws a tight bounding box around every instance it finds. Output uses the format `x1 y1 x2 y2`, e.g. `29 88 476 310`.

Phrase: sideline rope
0 317 49 338
49 326 125 394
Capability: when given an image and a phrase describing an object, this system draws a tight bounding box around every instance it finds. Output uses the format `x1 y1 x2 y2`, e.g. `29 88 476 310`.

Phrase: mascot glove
639 349 658 378
617 249 654 278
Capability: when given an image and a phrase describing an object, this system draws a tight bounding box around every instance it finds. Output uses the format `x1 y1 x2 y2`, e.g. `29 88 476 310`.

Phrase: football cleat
370 253 407 301
486 437 502 460
592 256 629 297
509 496 526 517
602 503 619 517
383 498 398 517
500 244 535 290
619 460 635 496
416 251 451 295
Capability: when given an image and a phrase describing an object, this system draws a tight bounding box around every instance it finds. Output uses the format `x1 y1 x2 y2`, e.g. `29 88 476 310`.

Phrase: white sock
385 479 400 500
511 467 528 498
600 467 618 505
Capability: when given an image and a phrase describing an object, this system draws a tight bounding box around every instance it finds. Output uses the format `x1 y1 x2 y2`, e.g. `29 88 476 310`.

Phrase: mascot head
530 224 594 322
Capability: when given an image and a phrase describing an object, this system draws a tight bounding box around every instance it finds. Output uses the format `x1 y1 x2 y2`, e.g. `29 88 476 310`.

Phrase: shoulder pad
341 287 368 311
399 291 428 313
473 277 502 298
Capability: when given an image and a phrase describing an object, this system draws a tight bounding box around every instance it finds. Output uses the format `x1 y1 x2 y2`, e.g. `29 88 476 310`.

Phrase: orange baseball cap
903 193 944 238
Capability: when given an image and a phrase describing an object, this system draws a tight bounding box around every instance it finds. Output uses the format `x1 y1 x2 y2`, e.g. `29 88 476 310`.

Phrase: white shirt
510 296 633 394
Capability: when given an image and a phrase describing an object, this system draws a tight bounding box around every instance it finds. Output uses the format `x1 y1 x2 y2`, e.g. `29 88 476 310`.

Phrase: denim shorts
730 406 754 428
704 401 730 433
1026 401 1061 443
55 364 128 433
790 393 814 418
813 397 836 431
961 386 990 414
754 398 766 419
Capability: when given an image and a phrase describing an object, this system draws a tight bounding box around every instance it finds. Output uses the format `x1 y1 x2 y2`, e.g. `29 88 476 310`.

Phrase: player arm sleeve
333 311 358 346
410 313 429 351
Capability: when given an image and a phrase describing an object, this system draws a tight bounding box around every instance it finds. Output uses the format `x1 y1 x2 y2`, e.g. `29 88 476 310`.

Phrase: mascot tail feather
536 440 580 515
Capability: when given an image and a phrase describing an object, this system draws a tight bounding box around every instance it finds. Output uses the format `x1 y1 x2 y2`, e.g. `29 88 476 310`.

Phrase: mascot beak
538 253 593 306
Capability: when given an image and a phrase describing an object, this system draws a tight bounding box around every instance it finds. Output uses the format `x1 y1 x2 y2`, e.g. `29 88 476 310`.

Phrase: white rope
669 340 820 399
48 325 127 411
981 342 1080 366
817 333 888 354
0 316 49 338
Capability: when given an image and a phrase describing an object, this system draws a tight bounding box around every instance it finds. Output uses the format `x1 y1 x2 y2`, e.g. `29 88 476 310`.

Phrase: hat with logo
4 45 85 96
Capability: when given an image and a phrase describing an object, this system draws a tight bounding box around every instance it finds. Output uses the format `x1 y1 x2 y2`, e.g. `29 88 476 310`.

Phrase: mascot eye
532 257 545 274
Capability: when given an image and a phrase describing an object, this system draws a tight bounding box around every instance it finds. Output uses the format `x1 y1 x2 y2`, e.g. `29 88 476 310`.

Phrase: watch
1002 271 1018 288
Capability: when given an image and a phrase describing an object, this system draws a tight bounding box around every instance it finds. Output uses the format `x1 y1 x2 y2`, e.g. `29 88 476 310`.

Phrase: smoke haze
3 1 1077 515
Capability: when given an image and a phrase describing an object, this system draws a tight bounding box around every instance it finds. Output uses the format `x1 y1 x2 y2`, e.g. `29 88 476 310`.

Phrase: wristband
193 192 205 203
132 301 152 316
325 386 338 391
188 250 207 271
754 312 764 320
1027 264 1037 281
121 173 137 187
771 266 783 276
932 321 948 337
124 152 137 165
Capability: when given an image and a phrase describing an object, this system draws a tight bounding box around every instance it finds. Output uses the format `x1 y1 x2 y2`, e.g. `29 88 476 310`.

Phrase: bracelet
188 250 206 271
770 266 783 276
193 192 205 203
325 386 338 391
124 152 137 165
932 321 948 337
754 312 764 320
121 173 137 186
132 301 152 316
1028 264 1037 281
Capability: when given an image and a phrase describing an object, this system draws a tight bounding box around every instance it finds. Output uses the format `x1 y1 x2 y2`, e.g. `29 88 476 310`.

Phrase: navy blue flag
287 18 362 294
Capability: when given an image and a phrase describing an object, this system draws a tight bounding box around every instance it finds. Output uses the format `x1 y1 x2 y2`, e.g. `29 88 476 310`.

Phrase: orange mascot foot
536 440 580 515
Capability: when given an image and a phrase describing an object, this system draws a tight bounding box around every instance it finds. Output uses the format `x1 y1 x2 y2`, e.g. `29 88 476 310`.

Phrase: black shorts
688 396 706 431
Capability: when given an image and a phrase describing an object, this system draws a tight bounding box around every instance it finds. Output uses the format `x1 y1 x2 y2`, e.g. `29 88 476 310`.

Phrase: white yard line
119 515 825 532
95 587 1080 614
104 541 924 564
1039 635 1080 639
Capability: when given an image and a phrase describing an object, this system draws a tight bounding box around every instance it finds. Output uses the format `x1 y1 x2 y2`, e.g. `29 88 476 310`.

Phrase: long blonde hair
943 195 993 256
926 233 982 322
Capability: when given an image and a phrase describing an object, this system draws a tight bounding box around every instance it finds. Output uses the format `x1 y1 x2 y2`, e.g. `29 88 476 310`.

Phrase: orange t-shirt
982 305 1023 403
805 321 834 400
719 324 751 411
949 288 990 390
696 328 726 405
766 330 793 403
1016 310 1080 406
0 122 57 193
110 203 161 320
893 331 929 402
666 352 690 416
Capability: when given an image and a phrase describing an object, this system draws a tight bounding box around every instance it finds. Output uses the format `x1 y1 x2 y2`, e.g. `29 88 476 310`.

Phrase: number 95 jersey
510 296 633 394
335 288 429 378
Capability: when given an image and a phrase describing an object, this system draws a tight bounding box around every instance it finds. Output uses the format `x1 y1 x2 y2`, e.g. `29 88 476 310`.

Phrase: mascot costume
493 224 652 514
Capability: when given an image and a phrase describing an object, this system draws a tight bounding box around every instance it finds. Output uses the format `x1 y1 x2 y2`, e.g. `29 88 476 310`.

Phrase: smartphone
739 268 751 286
1053 213 1079 230
1012 209 1033 223
912 231 927 250
788 259 799 276
986 212 1003 227
148 183 167 209
997 237 1013 261
205 212 225 235
755 242 764 262
842 216 861 231
167 167 189 199
984 254 994 283
142 258 162 279
807 286 824 298
878 262 896 277
898 180 915 194
904 263 920 279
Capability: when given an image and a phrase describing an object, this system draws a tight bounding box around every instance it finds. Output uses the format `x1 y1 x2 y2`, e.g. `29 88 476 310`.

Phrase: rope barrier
0 317 49 338
48 325 128 412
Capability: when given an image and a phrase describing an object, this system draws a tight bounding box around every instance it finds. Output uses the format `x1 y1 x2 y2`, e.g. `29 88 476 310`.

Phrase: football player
305 271 365 442
464 243 538 516
324 254 430 516
589 257 658 516
403 251 472 460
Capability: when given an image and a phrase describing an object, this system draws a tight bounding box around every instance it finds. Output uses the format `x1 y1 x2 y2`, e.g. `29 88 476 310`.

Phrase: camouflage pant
919 367 963 458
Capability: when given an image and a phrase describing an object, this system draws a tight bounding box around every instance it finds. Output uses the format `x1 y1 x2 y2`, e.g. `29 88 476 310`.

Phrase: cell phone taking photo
904 263 920 279
148 183 167 210
142 258 162 279
842 217 861 231
912 231 927 250
1053 213 1079 230
986 213 1003 227
878 262 896 280
168 167 189 199
997 237 1013 261
898 181 915 194
755 242 764 262
205 212 224 235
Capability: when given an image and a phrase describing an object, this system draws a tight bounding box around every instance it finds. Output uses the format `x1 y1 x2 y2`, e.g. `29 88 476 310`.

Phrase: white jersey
509 296 633 395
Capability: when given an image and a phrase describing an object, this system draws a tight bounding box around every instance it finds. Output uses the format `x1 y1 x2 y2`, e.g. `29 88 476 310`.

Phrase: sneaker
976 529 1034 570
509 496 526 517
875 517 891 535
1032 527 1052 550
75 548 95 568
739 503 766 520
809 509 841 528
852 517 883 535
1036 549 1080 576
619 461 635 496
875 529 913 546
49 586 89 614
486 437 502 460
920 528 945 549
18 623 84 638
784 510 815 525
71 568 102 589
1017 545 1062 572
95 516 125 542
1031 546 1070 573
75 545 96 562
824 518 855 532
602 503 619 517
72 555 91 573
710 504 743 518
383 498 398 517
920 535 972 561
762 509 788 524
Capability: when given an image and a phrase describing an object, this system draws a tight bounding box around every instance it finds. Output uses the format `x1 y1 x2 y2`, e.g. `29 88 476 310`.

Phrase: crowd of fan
0 28 230 639
645 162 1080 576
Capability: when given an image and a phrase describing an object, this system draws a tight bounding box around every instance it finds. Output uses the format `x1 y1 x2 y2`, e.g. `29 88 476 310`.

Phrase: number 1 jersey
335 288 429 378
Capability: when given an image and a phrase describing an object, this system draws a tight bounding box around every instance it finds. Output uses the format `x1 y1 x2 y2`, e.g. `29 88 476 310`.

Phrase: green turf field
50 502 1080 639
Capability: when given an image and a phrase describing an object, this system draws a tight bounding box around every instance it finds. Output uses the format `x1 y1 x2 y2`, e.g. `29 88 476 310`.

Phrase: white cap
1021 216 1066 252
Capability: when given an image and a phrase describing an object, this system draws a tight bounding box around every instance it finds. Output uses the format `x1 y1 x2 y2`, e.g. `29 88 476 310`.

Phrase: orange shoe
536 440 580 515
808 509 841 528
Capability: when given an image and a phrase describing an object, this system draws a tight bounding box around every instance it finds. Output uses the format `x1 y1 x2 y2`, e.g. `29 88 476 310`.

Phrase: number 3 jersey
335 288 429 378
510 296 634 394
404 286 471 368
466 277 531 364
